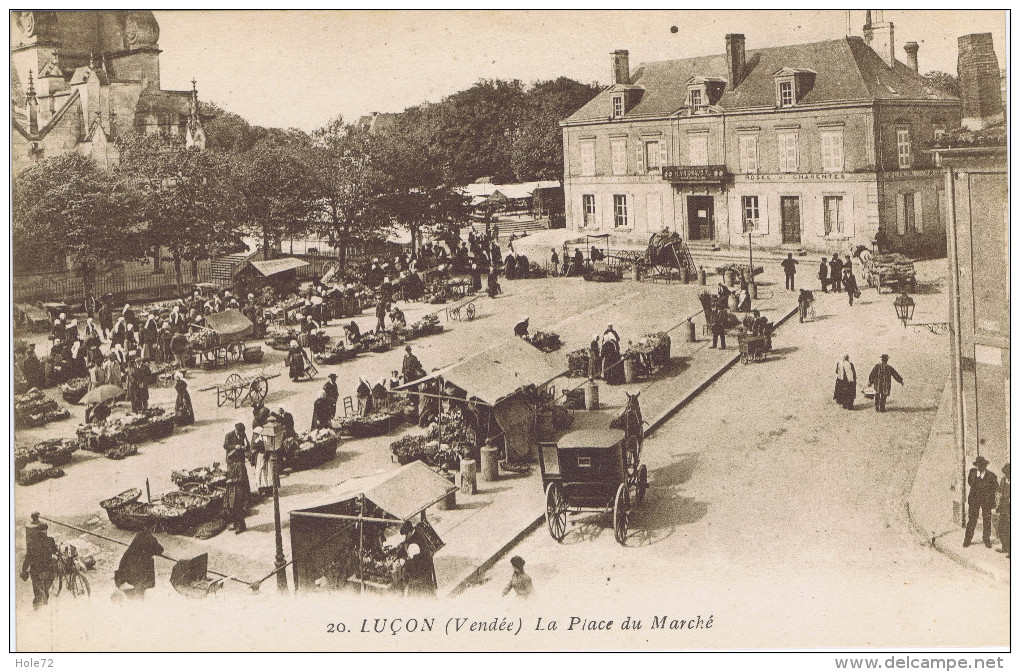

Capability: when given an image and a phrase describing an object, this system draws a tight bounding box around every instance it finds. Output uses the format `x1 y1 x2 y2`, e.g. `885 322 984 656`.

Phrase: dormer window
779 81 793 107
612 95 624 119
773 68 816 108
685 77 725 115
689 89 705 113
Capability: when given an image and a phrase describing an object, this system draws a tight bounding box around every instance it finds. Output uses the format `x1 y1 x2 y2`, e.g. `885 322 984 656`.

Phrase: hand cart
199 371 281 408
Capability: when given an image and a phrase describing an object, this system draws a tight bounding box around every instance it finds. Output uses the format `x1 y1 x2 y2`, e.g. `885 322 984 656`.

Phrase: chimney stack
863 10 896 68
725 34 746 89
958 33 1004 130
903 41 919 72
612 50 630 86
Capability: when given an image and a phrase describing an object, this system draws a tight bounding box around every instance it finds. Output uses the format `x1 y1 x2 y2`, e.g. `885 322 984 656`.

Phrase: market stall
187 309 254 369
233 257 309 300
289 461 455 593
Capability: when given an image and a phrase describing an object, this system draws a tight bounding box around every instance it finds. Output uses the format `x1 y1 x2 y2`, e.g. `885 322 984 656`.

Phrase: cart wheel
545 482 567 542
613 483 629 545
224 374 243 404
466 303 476 320
249 377 268 407
636 464 648 505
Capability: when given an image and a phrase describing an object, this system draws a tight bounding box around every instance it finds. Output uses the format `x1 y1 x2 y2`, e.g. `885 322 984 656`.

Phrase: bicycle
53 544 91 598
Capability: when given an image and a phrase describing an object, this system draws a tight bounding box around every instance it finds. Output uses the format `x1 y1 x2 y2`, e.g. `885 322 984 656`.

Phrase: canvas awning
398 338 565 405
246 258 309 277
203 309 253 338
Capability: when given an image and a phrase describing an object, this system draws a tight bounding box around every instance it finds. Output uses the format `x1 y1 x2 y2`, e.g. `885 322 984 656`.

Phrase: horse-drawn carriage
539 393 647 545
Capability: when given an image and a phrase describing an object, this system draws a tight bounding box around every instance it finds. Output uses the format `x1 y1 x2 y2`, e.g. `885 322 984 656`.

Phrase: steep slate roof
564 36 957 124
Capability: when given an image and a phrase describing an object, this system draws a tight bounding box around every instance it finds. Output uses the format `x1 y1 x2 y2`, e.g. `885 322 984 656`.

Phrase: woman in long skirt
833 354 857 410
174 375 195 425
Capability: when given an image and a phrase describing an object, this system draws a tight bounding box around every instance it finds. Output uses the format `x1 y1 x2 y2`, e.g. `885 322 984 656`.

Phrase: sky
154 9 1008 132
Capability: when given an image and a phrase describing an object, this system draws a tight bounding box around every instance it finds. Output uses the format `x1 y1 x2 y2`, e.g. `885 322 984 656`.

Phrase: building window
779 81 794 107
582 194 596 228
611 139 628 175
820 130 844 172
689 88 704 113
688 135 709 166
897 128 912 169
612 95 624 119
644 140 661 172
823 195 845 235
580 141 596 176
778 133 799 172
898 192 917 234
742 195 760 233
738 135 758 173
933 124 946 141
613 194 628 228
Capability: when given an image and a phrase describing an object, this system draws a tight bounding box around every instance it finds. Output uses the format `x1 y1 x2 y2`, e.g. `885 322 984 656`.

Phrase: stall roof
292 461 457 522
203 309 253 337
246 258 309 277
400 338 565 405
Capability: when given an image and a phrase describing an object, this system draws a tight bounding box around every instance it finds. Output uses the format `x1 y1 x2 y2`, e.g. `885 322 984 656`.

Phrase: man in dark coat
21 513 57 609
324 373 339 417
817 258 829 292
97 301 113 340
964 455 999 548
844 269 859 306
174 376 194 426
867 354 903 412
781 253 798 290
997 463 1010 556
115 530 164 599
312 388 334 430
829 255 844 292
286 341 306 382
710 310 729 349
402 346 426 382
21 345 45 390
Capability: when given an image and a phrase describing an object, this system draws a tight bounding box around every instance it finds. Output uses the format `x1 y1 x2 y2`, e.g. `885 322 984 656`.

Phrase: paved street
460 260 1009 649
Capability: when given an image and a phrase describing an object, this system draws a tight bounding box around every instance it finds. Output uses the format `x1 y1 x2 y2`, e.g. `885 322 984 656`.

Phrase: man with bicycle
21 513 57 609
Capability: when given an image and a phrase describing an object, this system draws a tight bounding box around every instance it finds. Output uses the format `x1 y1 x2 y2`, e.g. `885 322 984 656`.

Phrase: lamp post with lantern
260 420 289 592
893 291 949 335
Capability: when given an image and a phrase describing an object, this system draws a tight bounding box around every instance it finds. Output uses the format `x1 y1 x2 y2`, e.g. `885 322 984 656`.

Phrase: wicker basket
243 346 264 364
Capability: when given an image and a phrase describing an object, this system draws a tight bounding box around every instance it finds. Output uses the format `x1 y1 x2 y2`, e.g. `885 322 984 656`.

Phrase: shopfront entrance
780 195 802 244
687 196 715 241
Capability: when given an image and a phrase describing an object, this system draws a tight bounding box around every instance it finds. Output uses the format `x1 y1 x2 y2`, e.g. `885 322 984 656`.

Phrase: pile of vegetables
390 410 475 469
583 267 623 283
186 330 219 351
422 279 456 305
332 410 402 438
526 330 563 353
60 377 90 404
14 389 71 427
566 349 590 377
16 464 65 486
408 313 443 338
314 343 357 365
359 330 393 354
286 429 341 472
265 327 300 352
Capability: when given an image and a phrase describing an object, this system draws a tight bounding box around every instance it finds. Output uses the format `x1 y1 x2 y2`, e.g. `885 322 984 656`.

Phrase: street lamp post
893 291 950 335
261 421 289 593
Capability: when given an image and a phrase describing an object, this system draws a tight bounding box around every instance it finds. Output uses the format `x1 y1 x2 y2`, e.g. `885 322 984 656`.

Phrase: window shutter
659 141 667 169
635 141 644 174
916 194 924 232
760 195 770 235
846 193 855 236
816 195 826 237
896 193 906 234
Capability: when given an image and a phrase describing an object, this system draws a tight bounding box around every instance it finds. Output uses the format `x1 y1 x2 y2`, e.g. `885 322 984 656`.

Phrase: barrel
480 445 500 481
684 318 697 343
459 459 477 495
679 267 689 283
584 383 600 410
750 282 759 300
437 471 457 510
698 267 707 285
632 264 642 281
623 358 637 384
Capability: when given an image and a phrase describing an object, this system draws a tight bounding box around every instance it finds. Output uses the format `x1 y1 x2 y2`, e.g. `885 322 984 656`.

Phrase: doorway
780 195 801 244
686 196 714 241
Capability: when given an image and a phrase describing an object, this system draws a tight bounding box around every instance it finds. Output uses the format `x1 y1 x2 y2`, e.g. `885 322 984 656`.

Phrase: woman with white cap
356 377 373 416
250 426 271 496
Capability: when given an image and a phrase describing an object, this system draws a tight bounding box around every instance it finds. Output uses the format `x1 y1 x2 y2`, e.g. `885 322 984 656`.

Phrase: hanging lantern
893 292 915 326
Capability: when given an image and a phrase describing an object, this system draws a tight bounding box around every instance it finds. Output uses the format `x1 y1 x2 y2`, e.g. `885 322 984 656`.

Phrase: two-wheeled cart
443 294 480 322
200 371 281 408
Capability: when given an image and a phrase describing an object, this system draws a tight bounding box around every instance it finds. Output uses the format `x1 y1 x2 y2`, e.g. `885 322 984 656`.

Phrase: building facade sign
662 165 727 184
743 172 852 182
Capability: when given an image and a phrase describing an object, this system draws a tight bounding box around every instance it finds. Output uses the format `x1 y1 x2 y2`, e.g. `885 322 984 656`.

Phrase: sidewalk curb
905 502 1009 586
444 301 799 597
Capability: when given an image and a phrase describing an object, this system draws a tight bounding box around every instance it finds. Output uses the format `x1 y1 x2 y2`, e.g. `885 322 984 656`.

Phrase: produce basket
566 349 590 378
106 501 158 531
162 490 221 526
16 463 65 486
104 441 138 460
101 488 143 511
331 410 402 438
527 330 562 353
242 346 264 364
287 433 341 472
564 387 586 410
34 438 79 466
60 377 90 404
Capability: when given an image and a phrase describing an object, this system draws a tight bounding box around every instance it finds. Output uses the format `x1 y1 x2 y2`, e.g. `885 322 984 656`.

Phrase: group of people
586 324 626 385
781 252 860 306
832 353 904 412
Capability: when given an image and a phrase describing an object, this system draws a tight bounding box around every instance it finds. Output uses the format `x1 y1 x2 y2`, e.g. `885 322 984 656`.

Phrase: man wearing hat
324 373 339 418
997 464 1010 556
867 354 904 412
21 513 57 609
402 346 425 383
964 455 999 548
312 387 334 430
223 423 251 533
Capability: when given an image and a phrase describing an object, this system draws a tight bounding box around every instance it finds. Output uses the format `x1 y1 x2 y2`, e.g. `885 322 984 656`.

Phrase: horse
610 391 645 466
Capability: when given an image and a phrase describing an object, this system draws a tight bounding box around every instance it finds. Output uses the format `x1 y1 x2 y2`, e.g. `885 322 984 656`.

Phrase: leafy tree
511 77 603 181
12 153 146 305
230 146 318 258
309 116 390 267
922 71 960 97
118 132 242 287
374 113 471 251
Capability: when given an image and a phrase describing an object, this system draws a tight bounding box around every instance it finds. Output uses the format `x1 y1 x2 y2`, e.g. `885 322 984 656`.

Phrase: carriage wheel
465 303 476 320
545 482 568 542
249 377 269 407
223 374 244 404
613 483 629 545
636 464 648 505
